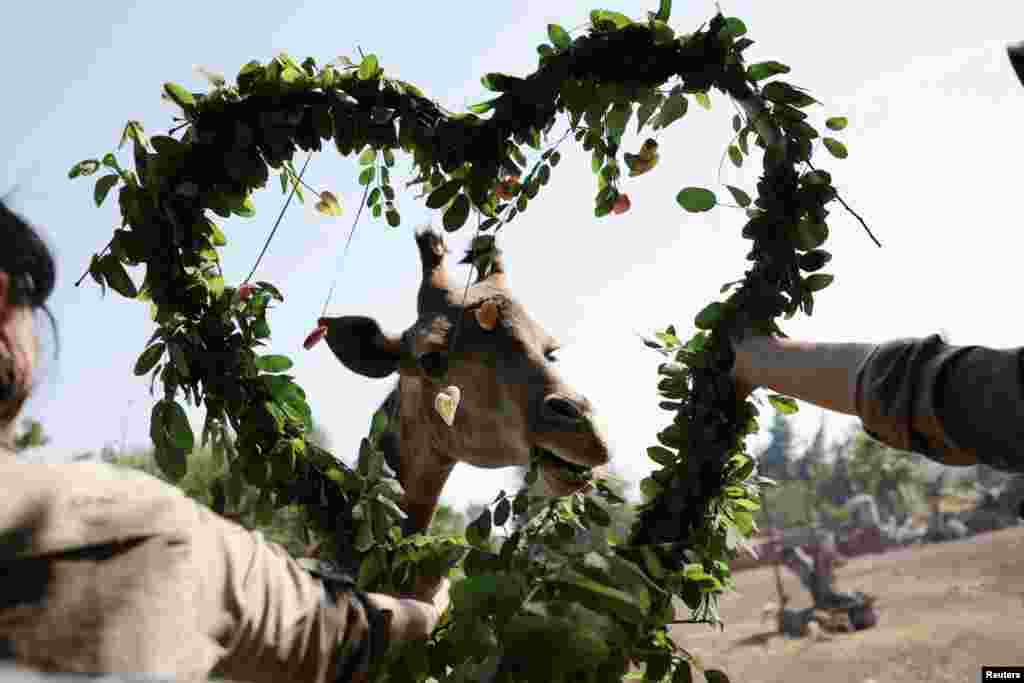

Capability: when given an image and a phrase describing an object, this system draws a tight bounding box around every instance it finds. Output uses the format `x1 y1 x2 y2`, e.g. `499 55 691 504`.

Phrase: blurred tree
843 431 929 523
758 413 798 482
12 418 50 454
428 502 467 537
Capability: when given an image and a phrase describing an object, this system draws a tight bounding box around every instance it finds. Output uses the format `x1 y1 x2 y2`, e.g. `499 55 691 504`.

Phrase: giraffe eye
545 350 559 363
418 351 448 377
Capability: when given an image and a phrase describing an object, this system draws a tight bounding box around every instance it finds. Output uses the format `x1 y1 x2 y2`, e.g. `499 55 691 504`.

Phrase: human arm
194 508 450 683
732 333 1024 472
365 574 450 644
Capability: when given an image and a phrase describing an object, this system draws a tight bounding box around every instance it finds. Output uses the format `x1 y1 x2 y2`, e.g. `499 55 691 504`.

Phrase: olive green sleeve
855 334 1024 473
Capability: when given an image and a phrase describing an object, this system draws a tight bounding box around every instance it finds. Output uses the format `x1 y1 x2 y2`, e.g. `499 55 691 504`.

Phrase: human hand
369 574 451 644
728 330 765 403
402 572 451 627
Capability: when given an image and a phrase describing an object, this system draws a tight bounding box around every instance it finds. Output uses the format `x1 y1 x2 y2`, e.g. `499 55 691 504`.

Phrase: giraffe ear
321 316 402 379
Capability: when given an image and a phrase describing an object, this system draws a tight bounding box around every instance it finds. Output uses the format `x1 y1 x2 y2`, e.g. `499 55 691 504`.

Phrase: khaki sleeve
855 334 1024 472
191 507 382 683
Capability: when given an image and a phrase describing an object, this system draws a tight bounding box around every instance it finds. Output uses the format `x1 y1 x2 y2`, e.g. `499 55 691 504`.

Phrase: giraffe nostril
545 396 583 421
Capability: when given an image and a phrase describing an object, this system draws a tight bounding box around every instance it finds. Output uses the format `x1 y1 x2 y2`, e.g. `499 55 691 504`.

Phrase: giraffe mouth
533 446 592 484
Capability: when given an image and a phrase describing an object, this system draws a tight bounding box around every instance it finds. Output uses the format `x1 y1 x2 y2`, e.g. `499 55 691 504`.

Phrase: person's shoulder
0 460 197 560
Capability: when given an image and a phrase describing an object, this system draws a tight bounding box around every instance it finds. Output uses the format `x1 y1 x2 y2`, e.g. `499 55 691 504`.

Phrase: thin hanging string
446 213 484 356
244 152 312 284
320 173 372 318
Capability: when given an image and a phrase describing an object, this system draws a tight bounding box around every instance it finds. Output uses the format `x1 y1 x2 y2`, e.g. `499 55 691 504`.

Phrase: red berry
237 283 256 301
495 174 520 201
612 194 631 214
303 325 328 350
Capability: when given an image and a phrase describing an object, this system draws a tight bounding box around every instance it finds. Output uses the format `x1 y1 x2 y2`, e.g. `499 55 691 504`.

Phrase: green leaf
468 97 500 114
649 19 675 45
164 400 194 451
676 187 717 212
655 0 671 22
358 147 376 165
119 120 145 150
554 568 646 624
606 102 632 141
762 81 819 108
767 394 799 415
826 116 848 131
68 159 100 179
98 254 137 298
823 137 848 159
316 191 343 217
799 249 831 272
723 17 747 38
493 498 512 526
162 82 195 109
101 153 120 171
168 343 190 379
640 476 661 500
355 518 374 552
442 194 471 231
728 145 742 168
358 166 375 186
466 507 493 547
695 91 711 110
357 54 380 80
653 91 687 130
694 302 724 330
746 61 791 81
451 573 503 613
725 185 751 207
584 497 611 527
367 187 381 207
93 174 119 207
255 281 284 302
804 273 834 292
255 355 293 373
673 660 694 683
636 93 664 135
153 443 187 482
234 197 256 218
647 446 676 466
590 9 632 30
795 219 829 251
548 23 572 50
252 318 271 339
425 178 464 209
134 343 165 376
386 208 401 227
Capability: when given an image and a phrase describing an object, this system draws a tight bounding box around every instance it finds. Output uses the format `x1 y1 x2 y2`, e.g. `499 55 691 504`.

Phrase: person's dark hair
0 196 59 429
0 196 58 352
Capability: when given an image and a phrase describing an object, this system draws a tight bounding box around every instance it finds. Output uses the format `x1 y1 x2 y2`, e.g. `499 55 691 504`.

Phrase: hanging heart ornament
434 385 461 427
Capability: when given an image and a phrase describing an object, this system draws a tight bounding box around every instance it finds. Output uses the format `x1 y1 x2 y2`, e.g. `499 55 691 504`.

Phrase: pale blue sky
4 1 1023 508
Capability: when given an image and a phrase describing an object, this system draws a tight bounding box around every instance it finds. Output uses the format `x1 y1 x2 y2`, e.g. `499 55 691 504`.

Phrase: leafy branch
70 5 876 681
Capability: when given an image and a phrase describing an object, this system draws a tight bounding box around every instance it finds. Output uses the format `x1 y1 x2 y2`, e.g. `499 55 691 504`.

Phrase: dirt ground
670 527 1024 683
